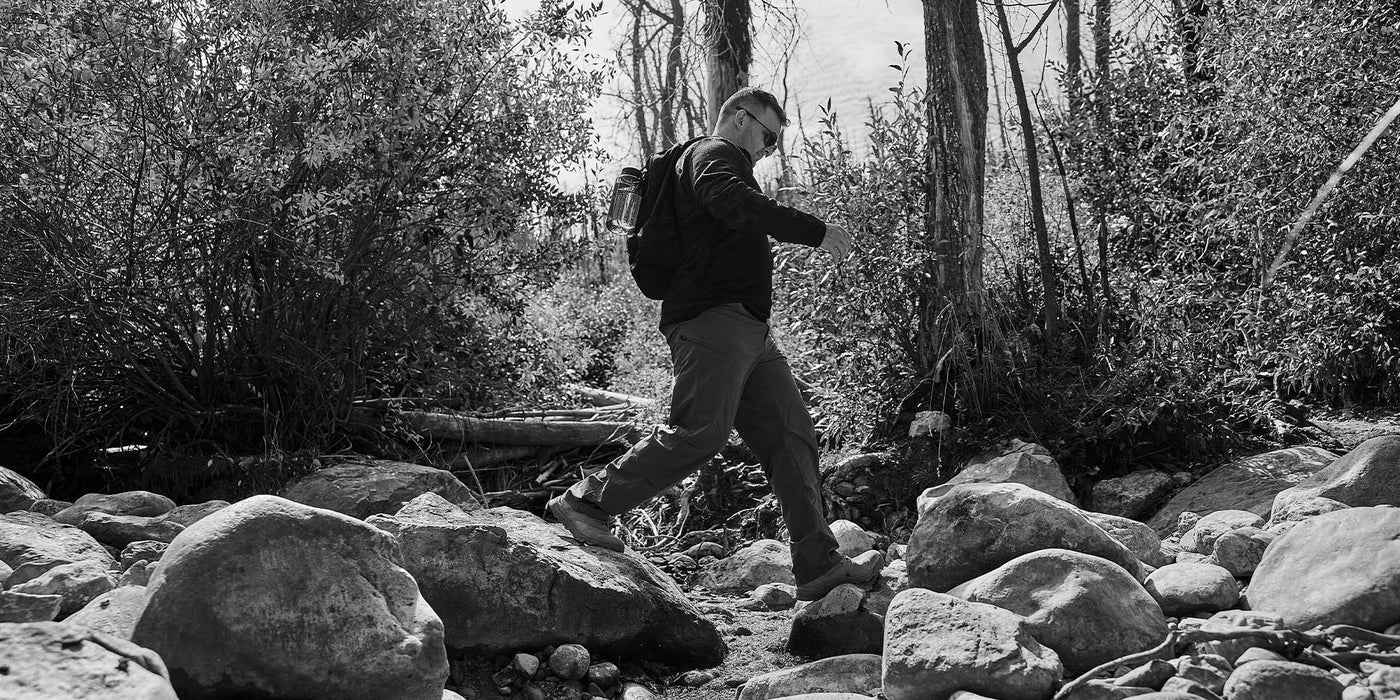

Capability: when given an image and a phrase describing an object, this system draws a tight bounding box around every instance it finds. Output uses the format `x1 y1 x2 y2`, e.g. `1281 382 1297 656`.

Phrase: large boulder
0 510 116 584
1147 446 1338 535
0 622 176 699
1248 506 1400 630
281 458 482 520
1088 470 1175 520
693 538 795 593
1142 563 1239 616
948 549 1168 673
367 493 725 668
882 588 1062 700
907 483 1142 592
922 448 1076 505
65 586 150 639
0 464 45 512
131 495 447 700
738 654 882 700
70 512 185 549
1272 436 1400 514
54 491 175 525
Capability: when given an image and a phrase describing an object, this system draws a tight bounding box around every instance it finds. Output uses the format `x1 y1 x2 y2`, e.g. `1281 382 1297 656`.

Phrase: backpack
623 137 708 300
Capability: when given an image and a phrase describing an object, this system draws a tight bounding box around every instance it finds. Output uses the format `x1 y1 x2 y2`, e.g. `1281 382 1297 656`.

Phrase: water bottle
607 167 643 235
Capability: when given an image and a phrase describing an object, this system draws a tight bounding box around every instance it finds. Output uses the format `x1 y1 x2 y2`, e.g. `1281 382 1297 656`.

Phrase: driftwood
564 383 656 407
352 407 643 448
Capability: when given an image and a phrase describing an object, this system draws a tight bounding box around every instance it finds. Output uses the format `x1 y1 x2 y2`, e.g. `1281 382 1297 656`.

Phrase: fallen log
352 407 643 447
564 383 656 407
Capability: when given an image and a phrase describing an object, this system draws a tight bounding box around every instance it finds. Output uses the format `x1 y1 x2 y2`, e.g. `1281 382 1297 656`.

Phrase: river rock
744 583 798 611
1179 510 1264 555
1089 470 1175 520
1221 659 1343 699
64 585 150 639
0 622 176 699
1267 495 1349 526
120 541 168 569
281 458 482 520
54 491 175 525
866 559 908 617
1190 611 1287 664
28 498 72 516
367 493 724 668
9 558 116 616
1147 446 1338 535
693 538 795 593
132 495 447 700
948 548 1168 673
883 588 1062 700
1248 506 1400 630
1174 653 1231 693
0 464 45 512
1273 436 1400 514
738 654 882 700
72 512 185 548
161 500 230 527
830 520 876 556
0 590 63 622
907 483 1142 592
0 510 116 584
1208 527 1276 577
117 560 153 587
1143 562 1239 616
1083 511 1170 567
923 448 1077 505
787 583 883 659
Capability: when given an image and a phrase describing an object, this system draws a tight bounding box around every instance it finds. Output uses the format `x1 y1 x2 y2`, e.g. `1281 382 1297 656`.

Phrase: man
548 87 883 601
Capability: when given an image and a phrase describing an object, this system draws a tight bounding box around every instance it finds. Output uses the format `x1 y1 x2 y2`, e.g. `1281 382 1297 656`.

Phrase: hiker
549 87 882 601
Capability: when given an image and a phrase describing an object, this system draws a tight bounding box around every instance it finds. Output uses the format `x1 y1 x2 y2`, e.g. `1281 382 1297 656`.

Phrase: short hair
719 87 787 126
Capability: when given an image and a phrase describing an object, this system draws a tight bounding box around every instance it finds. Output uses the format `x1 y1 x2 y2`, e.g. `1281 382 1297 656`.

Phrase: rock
586 662 619 688
1175 551 1209 564
117 560 154 587
1267 495 1349 526
1234 648 1287 665
693 539 795 593
1208 527 1276 577
759 694 872 700
865 559 908 617
549 644 591 680
511 652 541 677
882 588 1062 700
281 458 482 520
1090 470 1176 519
1115 658 1176 689
745 583 798 610
1248 506 1400 630
54 491 175 524
678 670 715 687
618 682 658 700
0 510 117 584
738 654 882 700
683 541 726 559
1159 677 1218 696
1143 562 1239 616
1273 436 1400 514
0 590 63 622
0 622 177 699
1174 653 1231 693
0 464 45 512
1120 694 1201 700
28 498 72 516
64 586 149 639
1179 510 1264 555
830 520 876 556
131 495 447 700
1190 611 1287 664
120 541 168 569
786 583 883 658
923 449 1077 505
9 559 116 616
1221 659 1343 699
1060 680 1156 699
947 548 1168 673
161 500 230 527
71 512 185 548
1083 511 1171 567
367 493 724 668
1147 446 1338 535
907 483 1142 592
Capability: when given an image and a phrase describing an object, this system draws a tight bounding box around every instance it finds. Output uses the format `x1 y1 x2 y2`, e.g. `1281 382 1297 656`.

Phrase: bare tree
702 0 753 131
1065 0 1083 118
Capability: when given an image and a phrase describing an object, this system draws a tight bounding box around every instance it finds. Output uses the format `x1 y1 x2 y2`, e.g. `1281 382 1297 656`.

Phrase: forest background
2 0 1398 516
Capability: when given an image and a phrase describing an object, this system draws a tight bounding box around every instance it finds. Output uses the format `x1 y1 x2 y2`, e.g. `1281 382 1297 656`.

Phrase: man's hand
819 224 853 261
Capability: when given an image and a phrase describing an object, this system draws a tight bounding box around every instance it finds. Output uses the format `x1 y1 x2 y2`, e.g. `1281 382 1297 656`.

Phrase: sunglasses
738 107 779 150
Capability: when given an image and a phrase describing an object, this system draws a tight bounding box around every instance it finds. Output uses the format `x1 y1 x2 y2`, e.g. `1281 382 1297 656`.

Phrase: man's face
737 105 782 162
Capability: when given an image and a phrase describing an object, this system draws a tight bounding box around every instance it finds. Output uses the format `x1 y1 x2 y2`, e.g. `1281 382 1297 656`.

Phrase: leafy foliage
0 0 606 477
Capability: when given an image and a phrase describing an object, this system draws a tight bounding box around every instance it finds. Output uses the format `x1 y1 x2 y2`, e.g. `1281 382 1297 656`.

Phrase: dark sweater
660 137 827 327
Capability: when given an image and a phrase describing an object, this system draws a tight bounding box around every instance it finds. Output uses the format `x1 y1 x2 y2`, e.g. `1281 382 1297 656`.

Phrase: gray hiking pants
567 302 842 583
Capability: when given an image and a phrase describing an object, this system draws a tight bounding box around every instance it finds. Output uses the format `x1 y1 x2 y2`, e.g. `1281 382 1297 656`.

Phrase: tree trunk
921 0 987 392
702 0 752 131
1065 0 1083 119
996 0 1060 349
1093 0 1113 311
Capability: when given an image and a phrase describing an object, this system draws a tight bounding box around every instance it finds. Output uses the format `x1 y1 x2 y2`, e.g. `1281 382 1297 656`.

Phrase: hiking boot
796 550 885 601
547 495 625 552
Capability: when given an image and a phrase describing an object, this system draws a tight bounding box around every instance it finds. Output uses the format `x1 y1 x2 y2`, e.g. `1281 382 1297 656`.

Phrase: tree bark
702 0 752 131
1065 0 1083 119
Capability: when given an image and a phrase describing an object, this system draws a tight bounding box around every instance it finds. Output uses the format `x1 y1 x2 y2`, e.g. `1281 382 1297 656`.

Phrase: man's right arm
686 139 827 248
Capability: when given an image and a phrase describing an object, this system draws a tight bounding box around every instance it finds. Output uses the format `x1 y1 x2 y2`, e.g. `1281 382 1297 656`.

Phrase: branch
1014 0 1062 54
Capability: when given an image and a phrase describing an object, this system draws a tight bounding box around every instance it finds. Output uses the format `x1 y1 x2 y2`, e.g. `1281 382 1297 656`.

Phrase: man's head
714 87 786 163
